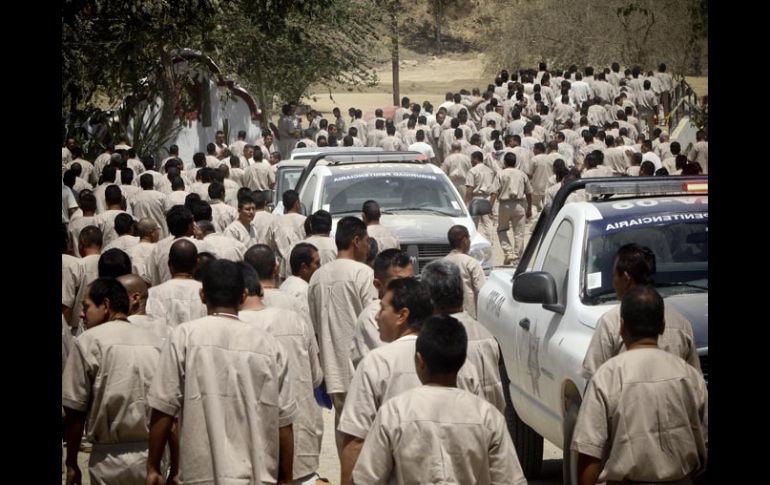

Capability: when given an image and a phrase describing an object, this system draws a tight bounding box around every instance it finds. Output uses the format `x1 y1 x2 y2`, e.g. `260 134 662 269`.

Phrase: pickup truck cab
477 177 708 482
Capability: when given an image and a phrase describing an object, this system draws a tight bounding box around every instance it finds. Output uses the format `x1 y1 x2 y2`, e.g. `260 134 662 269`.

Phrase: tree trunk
390 6 400 107
435 1 443 55
156 48 178 163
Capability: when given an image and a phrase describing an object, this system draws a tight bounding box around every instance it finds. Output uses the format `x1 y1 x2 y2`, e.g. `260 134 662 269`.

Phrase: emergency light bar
585 177 708 196
323 152 428 164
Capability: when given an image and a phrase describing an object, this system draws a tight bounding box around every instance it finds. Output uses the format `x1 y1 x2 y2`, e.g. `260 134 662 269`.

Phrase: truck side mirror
468 198 492 217
513 271 558 305
300 202 308 216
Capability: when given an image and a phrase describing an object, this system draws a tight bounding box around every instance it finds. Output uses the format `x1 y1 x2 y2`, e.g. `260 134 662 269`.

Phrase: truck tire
562 400 581 485
499 356 543 478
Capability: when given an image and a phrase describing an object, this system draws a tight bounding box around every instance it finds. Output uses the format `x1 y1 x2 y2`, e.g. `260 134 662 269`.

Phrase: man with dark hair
147 260 297 484
196 219 246 262
465 151 499 248
95 185 133 249
118 273 169 340
207 181 238 233
442 142 472 195
100 213 139 254
353 315 527 485
229 130 248 157
308 216 377 454
244 244 310 325
350 248 414 368
273 189 307 279
93 166 123 214
130 173 168 237
494 151 532 266
279 243 321 304
688 129 708 174
97 248 132 280
223 194 258 247
639 160 656 176
146 239 207 328
444 225 486 319
243 144 276 194
63 226 104 332
582 244 700 380
361 200 399 251
63 278 163 485
205 142 220 169
126 218 160 283
573 286 708 484
69 191 98 257
302 210 338 265
238 262 324 484
407 129 436 164
148 205 204 286
421 260 504 412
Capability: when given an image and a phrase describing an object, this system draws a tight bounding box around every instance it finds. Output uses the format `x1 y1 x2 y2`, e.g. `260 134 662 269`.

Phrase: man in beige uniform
583 244 701 380
208 181 239 232
100 213 139 254
146 260 297 484
280 243 320 303
63 278 164 485
422 260 505 412
350 249 414 368
126 218 160 283
529 142 556 214
302 210 338 265
148 206 206 286
465 150 499 245
494 152 533 265
118 273 169 341
572 286 707 484
223 193 259 247
69 191 98 257
95 185 133 247
353 315 527 485
146 239 208 328
361 200 399 251
238 263 324 485
130 173 169 237
308 216 377 454
197 220 246 261
688 129 708 174
62 226 103 332
244 244 312 328
273 190 307 279
443 225 486 319
442 142 472 195
242 151 276 194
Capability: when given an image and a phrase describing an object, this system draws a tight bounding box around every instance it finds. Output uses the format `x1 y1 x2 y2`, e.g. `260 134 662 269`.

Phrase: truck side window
300 174 317 212
542 220 573 307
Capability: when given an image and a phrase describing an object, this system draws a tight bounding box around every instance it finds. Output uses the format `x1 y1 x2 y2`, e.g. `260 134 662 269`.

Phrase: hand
65 465 82 485
146 469 165 485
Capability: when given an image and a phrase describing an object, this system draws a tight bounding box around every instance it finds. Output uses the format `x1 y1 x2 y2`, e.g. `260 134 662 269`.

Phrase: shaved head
137 218 159 238
169 239 198 274
117 274 148 299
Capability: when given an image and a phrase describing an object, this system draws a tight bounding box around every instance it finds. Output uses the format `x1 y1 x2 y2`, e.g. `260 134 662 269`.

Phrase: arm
341 435 365 485
464 185 473 205
525 193 532 218
63 407 86 485
577 454 602 485
62 305 73 326
146 409 174 483
277 424 294 484
166 419 181 485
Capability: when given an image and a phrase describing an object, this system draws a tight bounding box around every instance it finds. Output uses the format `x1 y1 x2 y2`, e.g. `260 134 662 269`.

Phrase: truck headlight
469 246 493 265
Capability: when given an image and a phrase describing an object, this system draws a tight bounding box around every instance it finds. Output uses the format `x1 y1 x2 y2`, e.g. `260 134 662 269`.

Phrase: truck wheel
499 356 543 478
562 400 580 485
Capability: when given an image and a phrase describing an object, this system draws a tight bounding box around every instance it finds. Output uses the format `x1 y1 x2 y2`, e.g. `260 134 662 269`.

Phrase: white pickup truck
477 177 708 483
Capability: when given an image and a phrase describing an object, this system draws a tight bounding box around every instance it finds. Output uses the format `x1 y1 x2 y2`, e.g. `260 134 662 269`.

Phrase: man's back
131 190 168 236
367 224 400 252
444 251 486 320
353 386 527 485
573 348 707 482
203 233 247 262
148 315 297 484
146 278 207 328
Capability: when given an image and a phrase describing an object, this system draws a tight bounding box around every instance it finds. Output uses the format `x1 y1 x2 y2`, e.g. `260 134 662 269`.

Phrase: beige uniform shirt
452 311 505 412
530 154 555 195
378 135 403 152
688 141 708 173
128 314 170 342
583 304 701 380
604 146 630 175
338 335 482 440
349 299 383 369
367 224 400 252
251 211 276 247
466 163 499 196
223 220 258 248
62 254 100 329
163 190 189 212
442 153 472 194
243 161 276 191
62 320 162 446
101 234 140 254
68 216 97 257
148 236 208 286
308 258 377 393
444 251 486 320
148 315 297 484
262 287 312 335
353 386 527 485
279 275 309 302
130 190 169 237
95 209 132 248
273 213 306 277
146 278 207 328
126 241 155 283
239 307 323 479
202 233 247 261
572 349 708 482
304 235 338 265
495 167 532 201
211 201 239 233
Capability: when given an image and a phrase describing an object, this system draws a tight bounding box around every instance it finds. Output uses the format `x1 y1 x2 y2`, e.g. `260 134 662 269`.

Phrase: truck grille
699 354 708 385
401 244 451 272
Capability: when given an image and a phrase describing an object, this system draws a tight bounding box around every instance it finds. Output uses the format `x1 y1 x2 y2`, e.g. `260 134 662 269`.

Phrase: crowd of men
61 61 707 485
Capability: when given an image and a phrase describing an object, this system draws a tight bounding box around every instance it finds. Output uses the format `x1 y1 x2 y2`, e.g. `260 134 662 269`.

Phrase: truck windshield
582 212 708 304
321 170 466 216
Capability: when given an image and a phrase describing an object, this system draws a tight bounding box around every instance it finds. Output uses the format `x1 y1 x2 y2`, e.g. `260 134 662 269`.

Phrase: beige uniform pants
470 195 496 245
497 199 527 260
330 392 347 458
